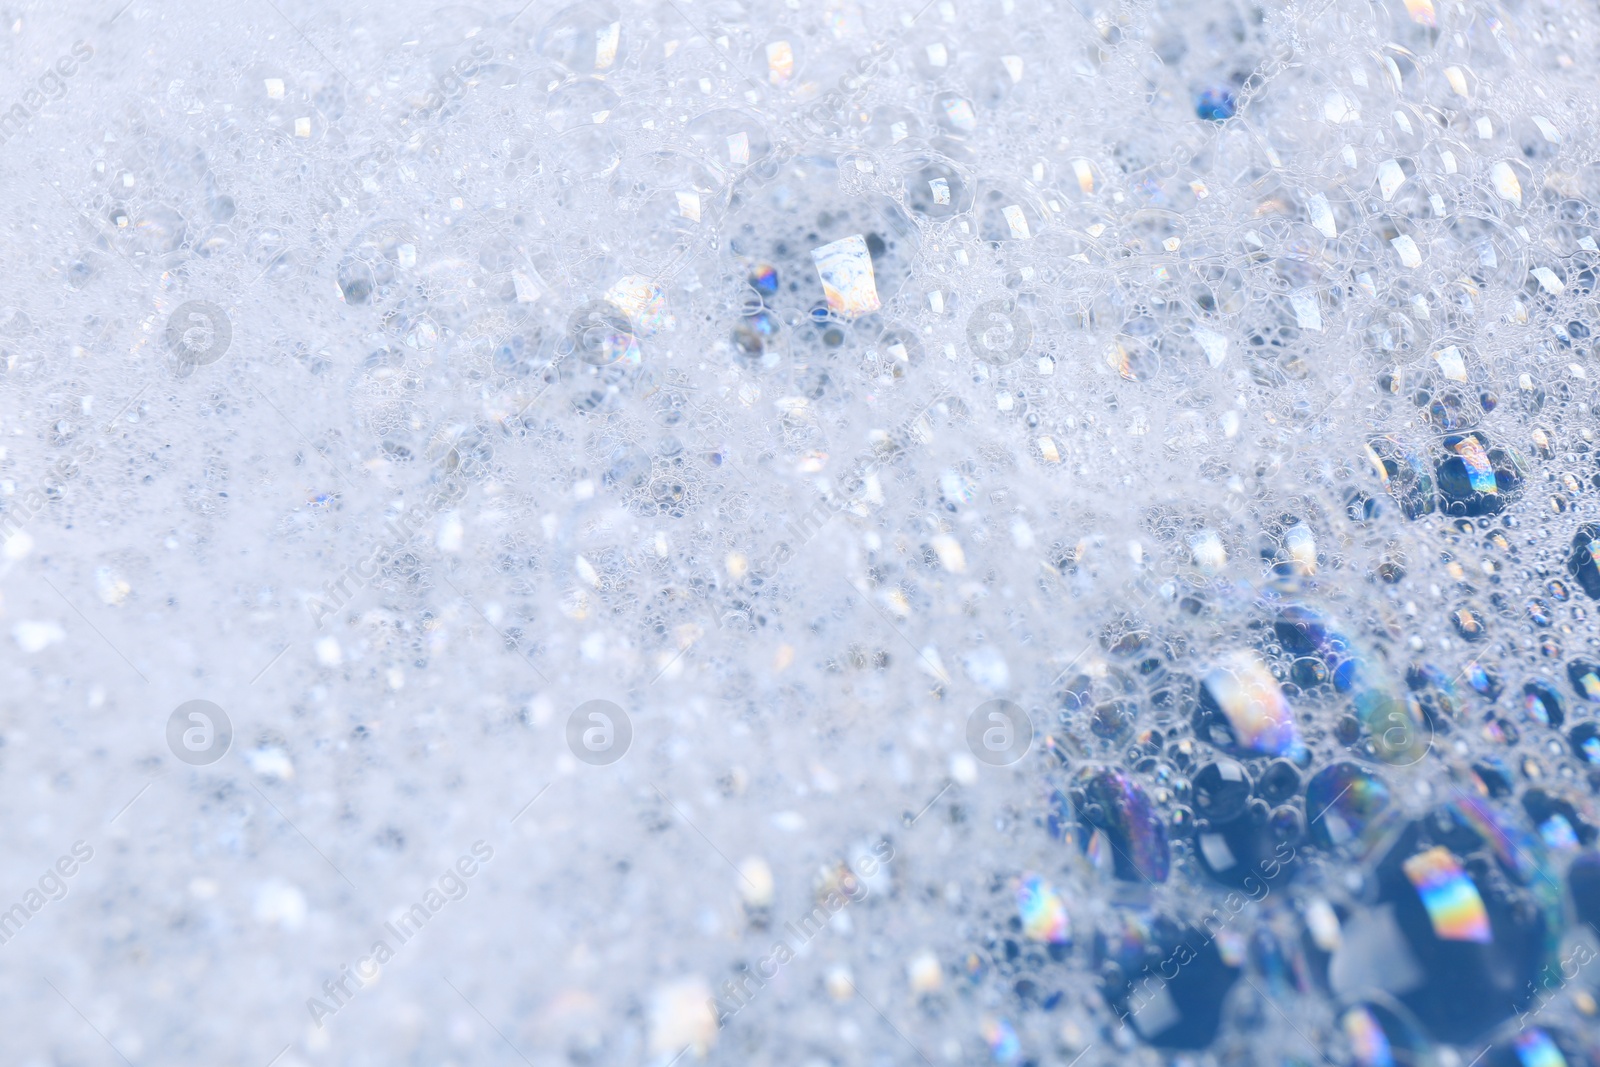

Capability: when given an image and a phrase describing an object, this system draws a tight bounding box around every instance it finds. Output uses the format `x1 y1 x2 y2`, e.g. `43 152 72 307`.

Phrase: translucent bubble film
8 0 1600 1064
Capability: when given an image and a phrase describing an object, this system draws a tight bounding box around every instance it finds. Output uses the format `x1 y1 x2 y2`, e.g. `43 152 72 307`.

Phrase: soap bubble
16 1 1600 1063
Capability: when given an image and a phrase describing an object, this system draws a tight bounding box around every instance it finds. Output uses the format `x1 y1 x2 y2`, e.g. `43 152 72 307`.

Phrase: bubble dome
6 0 1600 1065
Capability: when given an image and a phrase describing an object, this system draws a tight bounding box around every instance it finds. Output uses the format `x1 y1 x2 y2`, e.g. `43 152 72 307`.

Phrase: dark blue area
1196 88 1236 122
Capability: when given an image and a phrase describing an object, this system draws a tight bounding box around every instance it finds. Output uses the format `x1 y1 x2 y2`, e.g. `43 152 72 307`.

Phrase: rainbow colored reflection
982 1017 1021 1064
1464 661 1497 696
1365 436 1437 517
1078 770 1172 883
1016 874 1070 944
1273 606 1424 764
1574 662 1600 701
1402 846 1492 943
1449 792 1542 884
1454 436 1498 494
1341 1006 1394 1067
605 275 675 337
1203 651 1304 757
748 263 778 296
1515 1029 1570 1067
1355 689 1431 765
810 234 881 318
1306 763 1392 849
1523 682 1563 727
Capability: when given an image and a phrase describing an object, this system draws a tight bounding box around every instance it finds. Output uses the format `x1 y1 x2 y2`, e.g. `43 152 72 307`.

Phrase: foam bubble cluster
8 0 1600 1063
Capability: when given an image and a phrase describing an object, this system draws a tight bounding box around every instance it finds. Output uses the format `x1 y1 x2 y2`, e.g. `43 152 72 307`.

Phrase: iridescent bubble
731 309 783 372
1272 608 1423 764
605 276 675 337
1436 432 1525 517
568 299 642 367
747 263 779 297
1015 874 1070 944
1523 682 1565 728
1522 790 1590 851
1404 845 1492 943
1465 661 1502 698
1428 389 1477 431
1335 1001 1434 1067
1273 606 1370 692
1196 651 1306 760
1568 659 1600 701
1569 722 1600 766
981 1017 1021 1064
1305 763 1392 851
1446 793 1555 888
1328 809 1556 1043
1453 606 1488 640
811 234 881 318
1366 438 1437 519
1486 1028 1594 1067
1073 769 1171 883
